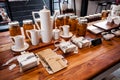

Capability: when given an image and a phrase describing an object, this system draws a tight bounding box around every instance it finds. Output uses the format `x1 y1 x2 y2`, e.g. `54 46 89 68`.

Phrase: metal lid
81 19 87 23
85 16 89 18
95 13 102 16
53 28 60 32
102 10 107 12
65 13 73 16
77 17 85 21
57 15 64 19
8 21 19 26
89 15 94 19
70 16 78 19
64 14 73 17
78 18 87 24
107 10 111 12
23 19 33 24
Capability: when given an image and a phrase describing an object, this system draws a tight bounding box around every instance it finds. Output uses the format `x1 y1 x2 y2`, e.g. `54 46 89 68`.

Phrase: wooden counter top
0 22 120 80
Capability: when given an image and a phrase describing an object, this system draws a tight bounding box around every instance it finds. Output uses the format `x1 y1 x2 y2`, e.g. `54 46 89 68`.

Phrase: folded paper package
17 52 39 72
59 41 78 53
71 36 91 48
101 32 115 40
111 29 120 36
107 16 120 25
37 49 68 74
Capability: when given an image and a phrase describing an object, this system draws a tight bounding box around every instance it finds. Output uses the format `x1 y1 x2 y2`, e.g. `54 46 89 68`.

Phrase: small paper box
81 39 91 48
71 36 91 48
17 53 39 72
59 41 77 53
114 18 120 25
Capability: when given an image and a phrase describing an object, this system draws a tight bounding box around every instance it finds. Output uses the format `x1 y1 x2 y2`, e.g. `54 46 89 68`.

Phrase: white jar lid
94 13 102 16
65 14 73 17
102 10 107 12
77 17 85 21
78 18 87 24
70 16 77 19
85 16 89 18
23 19 33 24
8 21 19 26
57 15 64 19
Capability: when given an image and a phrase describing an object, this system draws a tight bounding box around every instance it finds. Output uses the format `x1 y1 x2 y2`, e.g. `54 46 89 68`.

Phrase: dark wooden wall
8 0 50 25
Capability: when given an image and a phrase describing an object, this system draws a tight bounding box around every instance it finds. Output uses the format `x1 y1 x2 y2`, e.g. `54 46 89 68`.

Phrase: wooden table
0 22 120 80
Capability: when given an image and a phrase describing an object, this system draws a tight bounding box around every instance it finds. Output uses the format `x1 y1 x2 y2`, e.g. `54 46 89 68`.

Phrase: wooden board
93 20 119 30
87 25 104 34
26 40 54 51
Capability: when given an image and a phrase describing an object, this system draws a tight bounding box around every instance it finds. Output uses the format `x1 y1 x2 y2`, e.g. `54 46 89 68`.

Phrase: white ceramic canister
52 28 60 40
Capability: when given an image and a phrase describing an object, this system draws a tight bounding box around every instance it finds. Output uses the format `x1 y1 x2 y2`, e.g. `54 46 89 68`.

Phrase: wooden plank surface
0 23 120 80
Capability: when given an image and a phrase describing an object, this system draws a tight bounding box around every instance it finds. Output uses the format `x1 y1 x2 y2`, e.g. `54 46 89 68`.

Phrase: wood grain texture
0 23 120 80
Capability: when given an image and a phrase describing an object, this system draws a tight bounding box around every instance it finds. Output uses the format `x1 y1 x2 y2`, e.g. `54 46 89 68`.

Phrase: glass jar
55 15 64 28
85 16 90 22
64 14 70 25
23 19 34 39
8 21 22 37
76 18 88 36
64 14 73 25
69 16 78 32
89 15 95 22
95 13 102 20
101 10 109 20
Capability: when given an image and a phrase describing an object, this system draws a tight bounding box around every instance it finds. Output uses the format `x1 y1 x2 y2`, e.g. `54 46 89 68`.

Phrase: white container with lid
23 19 33 24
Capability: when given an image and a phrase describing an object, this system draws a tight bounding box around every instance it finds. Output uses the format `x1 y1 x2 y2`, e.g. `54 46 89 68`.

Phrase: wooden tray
87 25 104 34
26 39 55 51
93 20 119 30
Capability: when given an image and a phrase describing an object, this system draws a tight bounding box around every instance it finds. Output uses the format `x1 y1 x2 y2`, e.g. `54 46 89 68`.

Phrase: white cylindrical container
40 6 52 43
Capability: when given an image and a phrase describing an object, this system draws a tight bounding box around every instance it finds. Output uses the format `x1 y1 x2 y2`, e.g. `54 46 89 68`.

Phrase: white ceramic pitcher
26 29 40 45
32 6 52 43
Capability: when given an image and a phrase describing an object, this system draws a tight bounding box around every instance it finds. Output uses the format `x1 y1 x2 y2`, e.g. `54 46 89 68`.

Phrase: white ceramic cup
62 25 70 36
26 29 40 45
52 29 60 40
12 35 24 49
